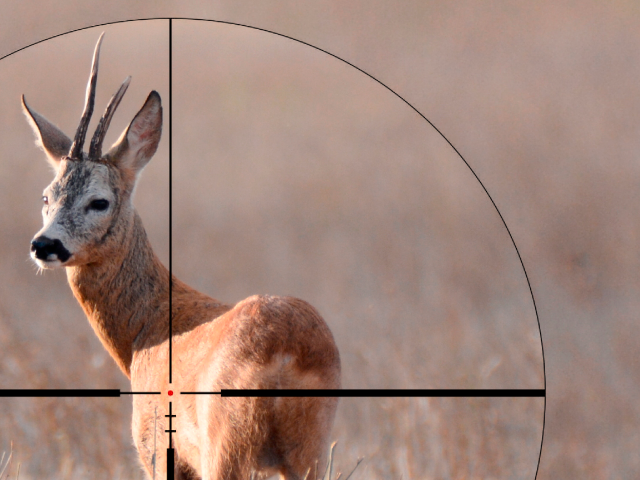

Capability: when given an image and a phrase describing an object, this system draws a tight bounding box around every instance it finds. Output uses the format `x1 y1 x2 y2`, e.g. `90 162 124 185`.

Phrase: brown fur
24 37 341 480
68 210 340 479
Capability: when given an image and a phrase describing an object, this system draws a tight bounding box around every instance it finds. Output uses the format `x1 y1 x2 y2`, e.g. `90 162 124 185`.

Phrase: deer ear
106 91 162 175
22 95 72 170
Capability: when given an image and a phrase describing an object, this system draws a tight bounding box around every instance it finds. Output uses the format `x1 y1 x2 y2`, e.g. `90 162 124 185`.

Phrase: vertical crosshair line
167 20 175 478
168 18 173 385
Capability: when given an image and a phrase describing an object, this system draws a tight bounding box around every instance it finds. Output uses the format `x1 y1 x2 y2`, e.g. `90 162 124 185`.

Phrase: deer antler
68 32 104 159
89 75 131 159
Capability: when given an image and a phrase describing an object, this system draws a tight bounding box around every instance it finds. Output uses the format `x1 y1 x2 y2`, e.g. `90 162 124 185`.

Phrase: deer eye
88 199 110 211
42 196 49 205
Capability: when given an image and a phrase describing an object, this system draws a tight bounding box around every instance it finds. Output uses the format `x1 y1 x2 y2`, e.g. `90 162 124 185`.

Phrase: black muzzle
31 236 72 263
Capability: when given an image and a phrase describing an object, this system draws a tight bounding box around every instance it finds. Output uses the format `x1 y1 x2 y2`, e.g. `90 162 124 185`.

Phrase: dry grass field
0 1 635 479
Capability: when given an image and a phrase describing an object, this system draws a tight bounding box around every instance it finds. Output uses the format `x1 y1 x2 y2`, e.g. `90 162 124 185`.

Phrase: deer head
24 33 163 269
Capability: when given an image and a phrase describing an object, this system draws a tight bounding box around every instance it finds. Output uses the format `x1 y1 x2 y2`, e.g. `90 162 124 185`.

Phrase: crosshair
0 17 545 479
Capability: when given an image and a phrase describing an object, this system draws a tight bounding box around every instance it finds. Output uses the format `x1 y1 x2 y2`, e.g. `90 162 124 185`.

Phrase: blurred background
0 1 634 479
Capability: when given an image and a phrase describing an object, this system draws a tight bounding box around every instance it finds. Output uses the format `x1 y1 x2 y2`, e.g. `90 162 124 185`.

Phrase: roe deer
24 33 341 479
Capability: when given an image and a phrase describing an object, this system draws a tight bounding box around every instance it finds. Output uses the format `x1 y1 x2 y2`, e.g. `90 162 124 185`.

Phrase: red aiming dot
168 390 174 396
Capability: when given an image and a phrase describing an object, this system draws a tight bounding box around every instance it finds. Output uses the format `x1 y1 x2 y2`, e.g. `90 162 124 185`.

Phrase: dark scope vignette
0 17 544 479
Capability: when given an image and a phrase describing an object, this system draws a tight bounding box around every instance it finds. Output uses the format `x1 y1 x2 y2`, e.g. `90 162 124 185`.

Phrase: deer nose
31 236 55 256
31 236 71 262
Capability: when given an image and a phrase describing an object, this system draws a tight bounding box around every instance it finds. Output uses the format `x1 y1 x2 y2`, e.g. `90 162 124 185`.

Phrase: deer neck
66 210 169 378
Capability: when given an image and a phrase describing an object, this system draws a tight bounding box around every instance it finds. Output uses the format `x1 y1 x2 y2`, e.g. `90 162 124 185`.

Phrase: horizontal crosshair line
120 391 162 395
0 389 160 397
180 389 545 398
0 389 545 398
